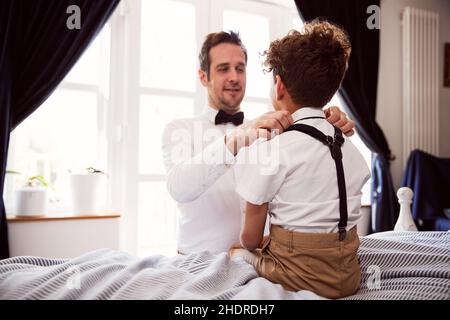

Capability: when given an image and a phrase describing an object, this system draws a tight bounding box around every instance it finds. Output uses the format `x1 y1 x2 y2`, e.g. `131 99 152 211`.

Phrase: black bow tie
214 110 244 126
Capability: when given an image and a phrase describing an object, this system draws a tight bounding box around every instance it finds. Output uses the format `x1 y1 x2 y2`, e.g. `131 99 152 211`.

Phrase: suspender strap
285 124 348 241
293 116 326 123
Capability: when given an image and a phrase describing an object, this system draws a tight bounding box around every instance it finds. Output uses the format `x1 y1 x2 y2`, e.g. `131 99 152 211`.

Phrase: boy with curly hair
230 20 370 299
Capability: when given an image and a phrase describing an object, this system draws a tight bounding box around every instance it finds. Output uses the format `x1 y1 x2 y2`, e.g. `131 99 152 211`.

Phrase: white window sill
7 212 121 222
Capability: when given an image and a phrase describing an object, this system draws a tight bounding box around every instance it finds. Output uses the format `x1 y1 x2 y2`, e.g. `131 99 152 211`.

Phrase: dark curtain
295 0 399 233
0 0 120 259
401 149 450 230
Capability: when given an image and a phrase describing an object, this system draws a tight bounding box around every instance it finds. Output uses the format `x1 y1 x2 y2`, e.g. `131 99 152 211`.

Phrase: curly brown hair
263 19 351 108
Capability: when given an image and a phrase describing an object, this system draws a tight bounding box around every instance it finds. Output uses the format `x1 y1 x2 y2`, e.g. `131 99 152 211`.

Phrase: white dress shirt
234 107 371 233
162 106 243 254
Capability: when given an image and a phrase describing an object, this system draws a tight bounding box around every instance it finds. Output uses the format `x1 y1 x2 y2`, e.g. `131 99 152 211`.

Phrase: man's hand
246 110 294 133
225 110 293 155
324 106 355 137
225 107 355 155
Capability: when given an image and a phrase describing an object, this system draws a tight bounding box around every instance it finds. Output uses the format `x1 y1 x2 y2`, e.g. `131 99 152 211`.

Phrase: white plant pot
15 186 47 217
70 173 106 215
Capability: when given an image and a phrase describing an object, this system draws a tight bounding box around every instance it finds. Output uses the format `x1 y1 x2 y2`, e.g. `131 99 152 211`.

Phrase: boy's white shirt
234 107 371 233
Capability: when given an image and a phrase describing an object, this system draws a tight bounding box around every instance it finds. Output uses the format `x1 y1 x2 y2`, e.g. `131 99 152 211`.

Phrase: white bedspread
0 231 449 300
0 249 322 300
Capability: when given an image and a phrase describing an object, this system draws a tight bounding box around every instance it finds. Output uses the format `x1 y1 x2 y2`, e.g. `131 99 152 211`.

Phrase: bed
0 230 449 300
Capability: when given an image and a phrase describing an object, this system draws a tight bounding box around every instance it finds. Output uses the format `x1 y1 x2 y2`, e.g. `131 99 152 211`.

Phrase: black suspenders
284 122 348 241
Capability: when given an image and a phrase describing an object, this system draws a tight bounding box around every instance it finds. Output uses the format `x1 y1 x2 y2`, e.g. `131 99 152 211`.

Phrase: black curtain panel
294 0 399 233
0 0 119 259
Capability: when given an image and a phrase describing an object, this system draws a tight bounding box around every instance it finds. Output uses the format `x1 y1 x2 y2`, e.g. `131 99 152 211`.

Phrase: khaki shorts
239 225 361 299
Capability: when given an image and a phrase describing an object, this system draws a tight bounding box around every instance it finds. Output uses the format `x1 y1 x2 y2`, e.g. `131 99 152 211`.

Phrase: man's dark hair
199 31 248 79
263 20 351 108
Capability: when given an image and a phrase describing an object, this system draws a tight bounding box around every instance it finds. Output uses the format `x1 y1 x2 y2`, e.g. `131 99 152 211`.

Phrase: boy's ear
275 74 285 101
198 69 208 87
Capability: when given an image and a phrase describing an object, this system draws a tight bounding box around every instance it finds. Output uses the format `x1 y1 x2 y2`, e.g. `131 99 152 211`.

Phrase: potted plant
6 170 49 217
69 167 107 215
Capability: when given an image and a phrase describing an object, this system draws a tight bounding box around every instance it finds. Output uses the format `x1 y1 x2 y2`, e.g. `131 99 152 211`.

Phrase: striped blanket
0 231 449 300
344 230 450 300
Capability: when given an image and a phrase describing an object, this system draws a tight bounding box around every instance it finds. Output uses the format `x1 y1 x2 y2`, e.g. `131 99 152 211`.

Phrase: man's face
199 43 246 114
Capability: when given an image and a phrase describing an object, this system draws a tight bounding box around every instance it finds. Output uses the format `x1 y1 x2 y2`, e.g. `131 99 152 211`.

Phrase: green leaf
6 170 23 175
28 175 49 188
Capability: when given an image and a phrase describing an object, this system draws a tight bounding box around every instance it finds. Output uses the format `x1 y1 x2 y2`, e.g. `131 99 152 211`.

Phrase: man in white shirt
162 31 355 254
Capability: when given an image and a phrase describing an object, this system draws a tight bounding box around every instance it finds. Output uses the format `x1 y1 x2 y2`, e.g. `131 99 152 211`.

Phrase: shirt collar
291 107 326 123
202 105 219 124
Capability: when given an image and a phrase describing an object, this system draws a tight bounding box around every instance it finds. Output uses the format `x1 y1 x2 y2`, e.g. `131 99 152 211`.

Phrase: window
131 0 201 257
4 24 112 214
140 1 197 92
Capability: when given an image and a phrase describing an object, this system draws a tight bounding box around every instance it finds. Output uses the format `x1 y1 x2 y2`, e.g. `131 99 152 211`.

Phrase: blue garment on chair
401 149 450 230
434 218 450 231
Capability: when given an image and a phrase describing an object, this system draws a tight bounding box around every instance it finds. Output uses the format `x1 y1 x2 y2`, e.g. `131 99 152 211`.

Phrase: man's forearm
166 161 227 203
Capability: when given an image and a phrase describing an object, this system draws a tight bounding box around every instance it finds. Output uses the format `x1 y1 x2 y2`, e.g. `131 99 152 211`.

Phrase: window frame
4 23 113 215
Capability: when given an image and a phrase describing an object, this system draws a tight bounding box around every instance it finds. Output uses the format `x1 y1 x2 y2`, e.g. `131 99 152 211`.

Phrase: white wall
8 218 120 258
378 0 450 189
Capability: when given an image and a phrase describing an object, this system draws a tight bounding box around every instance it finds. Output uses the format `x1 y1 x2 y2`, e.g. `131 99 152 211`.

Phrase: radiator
402 7 439 165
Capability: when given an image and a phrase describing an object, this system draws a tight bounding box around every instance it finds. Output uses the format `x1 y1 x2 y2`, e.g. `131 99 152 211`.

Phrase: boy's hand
258 235 270 249
228 241 244 258
229 241 243 250
324 106 355 137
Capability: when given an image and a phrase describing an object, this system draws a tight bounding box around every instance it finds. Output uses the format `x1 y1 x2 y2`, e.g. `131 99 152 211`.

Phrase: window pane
293 17 304 31
138 181 178 257
223 10 271 99
140 1 196 91
139 95 194 174
241 101 271 120
6 90 106 209
64 24 111 86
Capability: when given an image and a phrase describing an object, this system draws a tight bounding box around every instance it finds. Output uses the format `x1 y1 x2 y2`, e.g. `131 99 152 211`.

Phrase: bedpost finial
397 187 414 204
395 187 417 231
